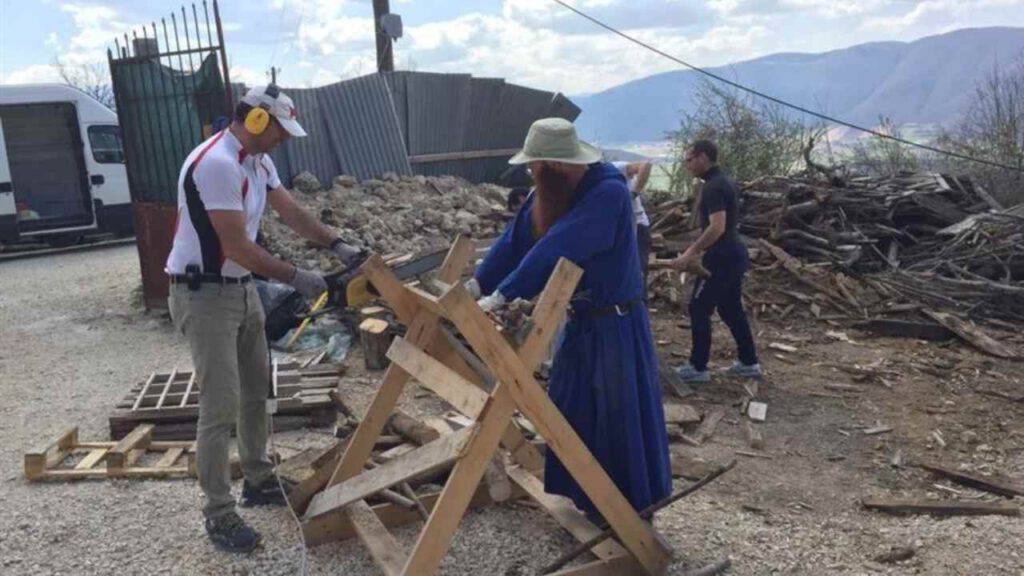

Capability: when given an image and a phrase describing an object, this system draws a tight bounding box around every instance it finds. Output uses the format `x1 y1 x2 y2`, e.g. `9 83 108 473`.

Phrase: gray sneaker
724 361 763 379
675 363 710 383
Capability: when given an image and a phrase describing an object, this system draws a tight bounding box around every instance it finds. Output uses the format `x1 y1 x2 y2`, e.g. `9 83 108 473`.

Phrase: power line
550 0 1023 174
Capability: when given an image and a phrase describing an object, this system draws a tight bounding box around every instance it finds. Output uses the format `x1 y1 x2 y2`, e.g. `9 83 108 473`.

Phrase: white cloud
59 3 130 65
3 64 63 85
862 0 1024 32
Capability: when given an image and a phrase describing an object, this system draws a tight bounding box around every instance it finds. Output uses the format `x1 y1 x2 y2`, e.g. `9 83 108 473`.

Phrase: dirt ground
1 244 1022 575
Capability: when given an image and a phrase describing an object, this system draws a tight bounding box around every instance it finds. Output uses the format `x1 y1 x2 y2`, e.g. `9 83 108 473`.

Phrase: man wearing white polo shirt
166 85 360 553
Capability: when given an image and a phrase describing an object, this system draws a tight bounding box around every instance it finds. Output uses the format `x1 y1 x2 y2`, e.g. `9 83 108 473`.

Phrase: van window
87 125 124 164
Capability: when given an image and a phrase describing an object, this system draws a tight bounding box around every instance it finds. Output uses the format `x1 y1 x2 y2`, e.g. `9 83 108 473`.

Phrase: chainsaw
323 248 451 309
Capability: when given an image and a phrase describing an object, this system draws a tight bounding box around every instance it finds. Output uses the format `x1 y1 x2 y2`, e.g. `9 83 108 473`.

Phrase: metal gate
107 0 232 309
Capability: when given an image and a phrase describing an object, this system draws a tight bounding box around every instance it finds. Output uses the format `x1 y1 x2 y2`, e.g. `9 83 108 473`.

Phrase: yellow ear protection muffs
244 84 281 135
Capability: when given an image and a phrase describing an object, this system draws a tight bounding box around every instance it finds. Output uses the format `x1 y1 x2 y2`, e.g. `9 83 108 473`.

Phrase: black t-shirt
698 166 741 253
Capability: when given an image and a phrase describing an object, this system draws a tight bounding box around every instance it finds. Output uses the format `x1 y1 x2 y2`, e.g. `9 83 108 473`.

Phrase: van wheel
46 234 83 248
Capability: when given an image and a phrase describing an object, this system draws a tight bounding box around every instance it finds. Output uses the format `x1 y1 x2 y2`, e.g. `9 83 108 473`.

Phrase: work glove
477 290 506 313
465 277 482 299
329 238 363 267
289 267 328 300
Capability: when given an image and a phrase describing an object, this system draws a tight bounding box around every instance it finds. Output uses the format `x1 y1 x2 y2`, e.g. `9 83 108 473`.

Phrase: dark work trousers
688 242 759 371
636 224 652 293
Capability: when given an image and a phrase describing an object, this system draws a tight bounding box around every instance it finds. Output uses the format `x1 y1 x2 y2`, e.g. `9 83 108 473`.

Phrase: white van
0 83 132 244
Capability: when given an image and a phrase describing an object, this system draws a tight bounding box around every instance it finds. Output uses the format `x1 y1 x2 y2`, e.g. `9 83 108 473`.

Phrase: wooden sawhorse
301 237 672 575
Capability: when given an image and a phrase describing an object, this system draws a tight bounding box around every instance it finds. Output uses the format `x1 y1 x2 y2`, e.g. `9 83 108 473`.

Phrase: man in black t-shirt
666 140 760 383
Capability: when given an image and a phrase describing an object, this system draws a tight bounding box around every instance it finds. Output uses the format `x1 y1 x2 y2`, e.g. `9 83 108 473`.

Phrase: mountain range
572 27 1024 146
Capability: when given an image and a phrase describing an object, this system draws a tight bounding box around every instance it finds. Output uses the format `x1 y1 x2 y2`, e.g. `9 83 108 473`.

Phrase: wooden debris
918 462 1024 498
922 309 1018 359
853 319 952 341
862 498 1019 517
743 420 765 450
670 451 710 481
663 403 701 425
659 356 695 398
734 450 773 460
684 407 725 446
768 342 798 353
864 425 893 436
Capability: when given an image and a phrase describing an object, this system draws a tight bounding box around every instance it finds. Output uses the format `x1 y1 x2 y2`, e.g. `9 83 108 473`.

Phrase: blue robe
475 162 672 513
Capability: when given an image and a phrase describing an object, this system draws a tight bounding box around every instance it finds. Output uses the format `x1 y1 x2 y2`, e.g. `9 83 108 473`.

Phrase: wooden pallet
108 363 342 440
24 424 196 481
300 237 671 576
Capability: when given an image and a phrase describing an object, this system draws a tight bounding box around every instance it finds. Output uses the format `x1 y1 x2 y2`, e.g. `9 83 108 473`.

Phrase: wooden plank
347 499 408 576
923 309 1017 359
131 372 159 411
401 381 521 575
439 280 670 575
75 448 110 470
518 259 585 367
437 235 475 283
303 482 527 547
24 427 78 480
862 498 1019 517
306 424 477 519
107 424 154 472
387 337 487 417
156 447 186 468
154 366 178 410
919 462 1024 498
549 553 645 576
506 465 626 560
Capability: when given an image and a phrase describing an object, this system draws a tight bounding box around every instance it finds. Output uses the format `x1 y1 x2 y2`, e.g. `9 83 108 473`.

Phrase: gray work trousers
169 281 274 519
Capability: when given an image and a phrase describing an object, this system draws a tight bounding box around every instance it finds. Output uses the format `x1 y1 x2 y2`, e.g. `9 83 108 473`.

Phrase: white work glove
289 267 328 300
477 290 506 312
465 277 482 299
330 239 363 267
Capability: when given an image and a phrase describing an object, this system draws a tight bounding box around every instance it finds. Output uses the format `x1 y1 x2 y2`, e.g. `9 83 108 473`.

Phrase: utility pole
373 0 394 72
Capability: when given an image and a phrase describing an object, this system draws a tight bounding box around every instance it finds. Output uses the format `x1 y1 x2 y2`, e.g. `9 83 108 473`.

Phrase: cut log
360 318 392 370
387 410 441 447
862 498 1019 517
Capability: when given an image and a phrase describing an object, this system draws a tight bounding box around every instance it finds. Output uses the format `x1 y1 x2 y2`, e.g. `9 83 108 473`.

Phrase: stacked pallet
108 362 343 440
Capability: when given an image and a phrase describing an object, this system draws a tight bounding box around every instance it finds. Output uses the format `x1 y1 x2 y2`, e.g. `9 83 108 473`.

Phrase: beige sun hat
508 117 602 165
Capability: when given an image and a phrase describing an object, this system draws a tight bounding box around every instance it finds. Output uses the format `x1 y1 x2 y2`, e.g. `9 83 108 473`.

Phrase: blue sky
2 0 1023 95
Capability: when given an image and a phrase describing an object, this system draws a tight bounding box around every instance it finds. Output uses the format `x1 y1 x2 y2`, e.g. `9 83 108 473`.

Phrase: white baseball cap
242 84 307 137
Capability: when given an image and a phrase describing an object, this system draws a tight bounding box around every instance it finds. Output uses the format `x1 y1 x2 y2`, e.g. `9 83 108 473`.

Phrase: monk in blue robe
469 118 671 517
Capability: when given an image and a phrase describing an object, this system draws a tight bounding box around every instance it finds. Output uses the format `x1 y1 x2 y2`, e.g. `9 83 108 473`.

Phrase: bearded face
529 162 576 238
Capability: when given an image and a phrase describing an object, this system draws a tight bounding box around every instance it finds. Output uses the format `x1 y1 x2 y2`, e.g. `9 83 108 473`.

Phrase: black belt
570 297 642 319
169 273 252 285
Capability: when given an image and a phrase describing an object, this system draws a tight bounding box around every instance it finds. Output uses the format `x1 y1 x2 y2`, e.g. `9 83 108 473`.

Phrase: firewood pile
644 171 1024 330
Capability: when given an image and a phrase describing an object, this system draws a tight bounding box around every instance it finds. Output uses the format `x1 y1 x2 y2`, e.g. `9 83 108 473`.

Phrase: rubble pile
261 171 510 270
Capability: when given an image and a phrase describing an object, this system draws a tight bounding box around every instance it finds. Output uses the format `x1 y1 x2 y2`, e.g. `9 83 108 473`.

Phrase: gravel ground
2 245 1022 575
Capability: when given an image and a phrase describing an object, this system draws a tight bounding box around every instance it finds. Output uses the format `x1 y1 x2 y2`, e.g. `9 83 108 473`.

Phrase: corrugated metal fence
256 71 580 187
